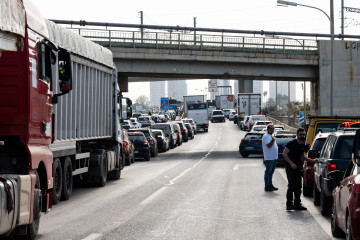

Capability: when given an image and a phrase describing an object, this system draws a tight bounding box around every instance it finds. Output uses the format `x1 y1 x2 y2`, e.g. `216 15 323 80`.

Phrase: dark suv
128 128 158 157
309 130 355 216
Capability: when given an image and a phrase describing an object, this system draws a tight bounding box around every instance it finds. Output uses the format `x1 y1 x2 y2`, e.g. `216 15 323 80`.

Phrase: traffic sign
299 111 304 125
160 97 170 111
208 80 217 92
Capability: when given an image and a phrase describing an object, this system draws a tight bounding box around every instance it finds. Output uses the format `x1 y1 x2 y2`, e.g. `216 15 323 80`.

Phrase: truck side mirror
58 50 72 93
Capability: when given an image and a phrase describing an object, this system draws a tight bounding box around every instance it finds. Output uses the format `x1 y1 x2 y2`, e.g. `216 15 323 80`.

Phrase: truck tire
98 153 108 187
108 168 121 180
61 156 73 201
52 158 62 205
26 171 41 240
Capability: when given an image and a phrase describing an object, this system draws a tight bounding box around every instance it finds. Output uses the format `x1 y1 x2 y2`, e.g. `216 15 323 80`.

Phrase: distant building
168 80 188 102
150 81 166 107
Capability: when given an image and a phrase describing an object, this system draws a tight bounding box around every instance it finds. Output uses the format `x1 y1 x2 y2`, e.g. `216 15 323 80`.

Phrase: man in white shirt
262 124 278 191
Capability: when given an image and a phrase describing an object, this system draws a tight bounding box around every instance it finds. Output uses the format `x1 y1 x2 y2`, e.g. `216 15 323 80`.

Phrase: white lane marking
81 233 102 240
133 162 169 168
278 169 335 239
166 150 213 186
140 186 168 206
233 164 240 170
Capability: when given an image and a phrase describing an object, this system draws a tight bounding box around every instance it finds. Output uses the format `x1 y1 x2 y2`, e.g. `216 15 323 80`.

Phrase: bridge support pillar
237 79 253 93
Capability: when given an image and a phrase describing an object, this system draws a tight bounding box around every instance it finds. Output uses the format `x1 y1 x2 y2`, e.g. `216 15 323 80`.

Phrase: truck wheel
61 156 73 201
26 171 41 240
313 183 320 206
52 158 62 205
98 153 108 187
109 168 121 180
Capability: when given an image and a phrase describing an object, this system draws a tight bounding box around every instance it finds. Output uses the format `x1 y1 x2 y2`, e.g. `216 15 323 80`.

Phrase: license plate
244 147 254 150
135 151 138 153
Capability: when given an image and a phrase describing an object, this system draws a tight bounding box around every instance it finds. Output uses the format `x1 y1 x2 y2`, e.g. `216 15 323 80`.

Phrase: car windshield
213 111 223 115
333 136 355 159
315 123 342 135
275 135 296 145
244 133 263 140
312 138 327 151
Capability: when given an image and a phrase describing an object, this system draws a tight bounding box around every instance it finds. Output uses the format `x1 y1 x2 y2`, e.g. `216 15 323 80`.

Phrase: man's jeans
264 160 277 187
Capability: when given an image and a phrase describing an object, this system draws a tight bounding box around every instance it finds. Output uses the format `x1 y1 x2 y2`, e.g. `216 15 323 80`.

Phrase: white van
248 115 266 131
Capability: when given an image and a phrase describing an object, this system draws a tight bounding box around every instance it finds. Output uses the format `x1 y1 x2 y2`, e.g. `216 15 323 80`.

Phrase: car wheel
151 150 156 157
313 182 320 206
205 128 208 132
240 152 249 158
331 204 345 237
303 179 313 197
320 189 332 216
131 152 135 163
145 156 150 161
346 213 353 240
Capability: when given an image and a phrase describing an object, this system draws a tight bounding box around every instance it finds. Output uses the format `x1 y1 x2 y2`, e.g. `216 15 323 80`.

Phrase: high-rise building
168 80 187 102
150 81 166 107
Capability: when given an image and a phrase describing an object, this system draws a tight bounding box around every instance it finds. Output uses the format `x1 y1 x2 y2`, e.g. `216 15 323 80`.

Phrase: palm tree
263 91 268 105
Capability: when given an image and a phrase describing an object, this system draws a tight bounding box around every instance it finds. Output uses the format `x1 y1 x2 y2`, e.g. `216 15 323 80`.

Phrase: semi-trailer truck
0 1 125 238
237 93 261 118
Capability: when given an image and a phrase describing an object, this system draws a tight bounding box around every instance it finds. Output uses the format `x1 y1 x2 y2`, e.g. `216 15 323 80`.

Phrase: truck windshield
315 123 341 135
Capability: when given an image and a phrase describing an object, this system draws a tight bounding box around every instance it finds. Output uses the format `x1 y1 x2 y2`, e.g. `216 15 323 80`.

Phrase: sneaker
286 205 294 211
264 186 274 191
294 204 307 211
270 185 278 191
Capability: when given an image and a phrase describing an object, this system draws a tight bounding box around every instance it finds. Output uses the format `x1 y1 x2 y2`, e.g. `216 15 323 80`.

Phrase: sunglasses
299 133 306 136
269 127 274 129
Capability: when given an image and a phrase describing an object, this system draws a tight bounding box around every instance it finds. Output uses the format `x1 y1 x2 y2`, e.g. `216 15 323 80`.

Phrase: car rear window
244 133 263 140
151 125 170 132
152 131 162 137
333 136 355 159
128 135 146 141
213 111 223 115
139 117 150 121
275 135 296 145
312 138 327 152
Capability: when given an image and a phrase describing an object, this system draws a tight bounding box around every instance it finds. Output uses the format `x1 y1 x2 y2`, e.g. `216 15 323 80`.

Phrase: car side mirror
308 149 319 158
328 170 343 186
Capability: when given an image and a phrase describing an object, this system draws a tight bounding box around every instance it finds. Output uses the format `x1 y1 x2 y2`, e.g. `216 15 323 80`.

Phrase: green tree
133 95 150 109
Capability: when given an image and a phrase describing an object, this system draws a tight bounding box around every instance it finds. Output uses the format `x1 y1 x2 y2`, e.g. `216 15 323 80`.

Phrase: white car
229 111 236 121
182 118 197 134
129 118 141 128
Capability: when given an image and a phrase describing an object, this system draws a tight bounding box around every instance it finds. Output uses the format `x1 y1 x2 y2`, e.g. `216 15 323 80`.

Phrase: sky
33 0 360 102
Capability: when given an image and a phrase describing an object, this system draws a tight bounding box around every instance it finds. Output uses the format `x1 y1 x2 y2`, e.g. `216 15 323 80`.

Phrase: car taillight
148 121 151 123
191 123 195 125
178 133 180 136
327 163 337 171
182 128 186 131
144 142 149 145
149 138 154 141
170 131 173 134
355 184 360 192
124 141 128 146
256 140 262 143
206 124 208 127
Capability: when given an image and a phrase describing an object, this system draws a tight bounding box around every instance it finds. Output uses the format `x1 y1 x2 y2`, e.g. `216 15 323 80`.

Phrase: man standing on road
283 127 317 211
262 124 278 192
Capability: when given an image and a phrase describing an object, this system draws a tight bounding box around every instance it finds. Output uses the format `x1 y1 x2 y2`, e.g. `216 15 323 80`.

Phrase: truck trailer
0 0 125 238
237 93 261 118
183 95 205 117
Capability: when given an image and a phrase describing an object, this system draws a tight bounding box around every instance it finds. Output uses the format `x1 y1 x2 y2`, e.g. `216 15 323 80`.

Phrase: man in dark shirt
283 127 317 211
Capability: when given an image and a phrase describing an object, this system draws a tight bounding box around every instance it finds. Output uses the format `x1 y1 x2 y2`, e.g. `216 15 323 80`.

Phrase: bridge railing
69 28 318 55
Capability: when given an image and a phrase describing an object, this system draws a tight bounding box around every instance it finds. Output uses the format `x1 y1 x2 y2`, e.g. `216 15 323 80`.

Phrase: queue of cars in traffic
120 112 198 162
237 114 360 240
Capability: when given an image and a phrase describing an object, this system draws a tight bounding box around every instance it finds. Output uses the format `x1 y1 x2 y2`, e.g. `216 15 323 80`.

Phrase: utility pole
139 11 144 43
341 0 344 39
194 17 197 45
288 81 290 126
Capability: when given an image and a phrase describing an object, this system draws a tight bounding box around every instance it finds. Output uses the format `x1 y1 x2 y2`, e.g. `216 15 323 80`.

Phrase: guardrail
69 28 318 55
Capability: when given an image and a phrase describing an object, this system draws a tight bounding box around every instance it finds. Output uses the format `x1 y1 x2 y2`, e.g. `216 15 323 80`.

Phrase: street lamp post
277 0 334 116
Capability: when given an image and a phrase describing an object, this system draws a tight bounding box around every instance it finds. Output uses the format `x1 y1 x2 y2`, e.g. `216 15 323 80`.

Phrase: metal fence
69 28 318 55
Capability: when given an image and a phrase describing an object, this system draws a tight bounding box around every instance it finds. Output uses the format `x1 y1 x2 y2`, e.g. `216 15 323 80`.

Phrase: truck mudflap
0 176 18 236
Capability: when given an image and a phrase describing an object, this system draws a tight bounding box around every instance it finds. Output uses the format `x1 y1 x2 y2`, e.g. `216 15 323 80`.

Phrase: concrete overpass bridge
53 20 360 116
